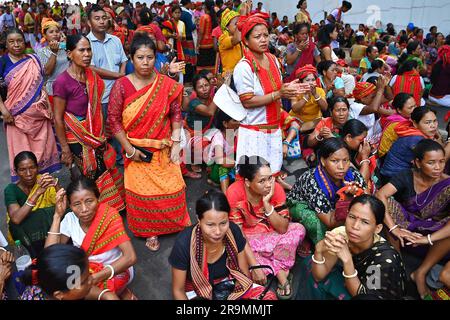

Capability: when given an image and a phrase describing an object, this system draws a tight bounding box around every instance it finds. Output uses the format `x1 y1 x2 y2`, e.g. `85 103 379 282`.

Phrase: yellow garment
351 44 367 63
295 11 310 24
221 8 239 32
378 123 399 158
289 87 326 122
24 12 35 31
218 34 243 74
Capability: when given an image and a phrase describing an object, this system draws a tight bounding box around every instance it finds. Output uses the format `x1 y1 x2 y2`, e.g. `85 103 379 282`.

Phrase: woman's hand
49 40 59 53
54 188 68 219
280 81 301 99
170 142 181 165
319 127 334 139
168 58 186 75
0 263 12 282
391 228 422 247
35 173 56 196
358 139 372 162
343 181 364 196
250 268 267 286
1 108 14 124
128 148 146 163
0 251 14 265
296 39 309 52
262 179 275 204
61 147 73 167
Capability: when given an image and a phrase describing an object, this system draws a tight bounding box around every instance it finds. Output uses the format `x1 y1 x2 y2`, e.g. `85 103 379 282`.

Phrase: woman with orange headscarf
36 18 69 102
232 12 301 176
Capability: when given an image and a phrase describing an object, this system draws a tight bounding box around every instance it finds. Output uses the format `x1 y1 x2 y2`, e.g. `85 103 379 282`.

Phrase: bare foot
120 288 139 300
411 271 431 299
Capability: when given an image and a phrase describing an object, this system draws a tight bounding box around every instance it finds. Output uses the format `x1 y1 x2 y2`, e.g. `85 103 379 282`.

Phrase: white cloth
349 102 382 144
233 58 282 126
236 126 283 174
0 230 8 247
429 94 450 107
60 212 134 283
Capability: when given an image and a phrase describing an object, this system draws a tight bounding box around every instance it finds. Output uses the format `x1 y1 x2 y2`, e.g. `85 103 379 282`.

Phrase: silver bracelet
342 270 358 279
264 206 274 217
125 147 136 159
25 200 36 208
311 254 326 264
105 264 115 280
97 289 111 300
388 225 399 233
47 231 61 236
427 234 434 246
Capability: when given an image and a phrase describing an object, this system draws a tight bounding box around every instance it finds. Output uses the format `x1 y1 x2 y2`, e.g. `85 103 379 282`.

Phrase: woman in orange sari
53 35 125 213
108 34 191 252
197 0 217 73
46 177 137 300
0 28 60 182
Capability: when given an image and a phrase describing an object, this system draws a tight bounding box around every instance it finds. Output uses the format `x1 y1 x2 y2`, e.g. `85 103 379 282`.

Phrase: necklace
414 172 438 206
68 68 87 95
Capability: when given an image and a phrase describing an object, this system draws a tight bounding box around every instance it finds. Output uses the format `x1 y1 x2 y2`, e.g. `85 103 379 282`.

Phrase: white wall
263 0 450 34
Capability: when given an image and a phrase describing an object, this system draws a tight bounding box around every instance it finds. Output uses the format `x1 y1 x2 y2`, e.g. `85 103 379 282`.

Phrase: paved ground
0 104 448 299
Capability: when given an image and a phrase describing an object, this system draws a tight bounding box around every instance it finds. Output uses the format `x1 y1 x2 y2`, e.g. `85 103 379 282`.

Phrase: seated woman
19 244 93 300
376 139 450 298
287 138 367 245
378 93 417 159
304 96 350 165
317 60 346 99
184 73 218 175
380 107 441 185
350 77 392 146
205 110 239 193
169 190 277 300
45 177 137 300
226 156 306 300
342 119 375 188
296 195 407 300
290 64 328 124
4 151 59 257
388 60 425 107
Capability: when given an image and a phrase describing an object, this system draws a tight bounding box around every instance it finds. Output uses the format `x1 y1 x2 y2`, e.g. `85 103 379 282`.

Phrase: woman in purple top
377 139 450 299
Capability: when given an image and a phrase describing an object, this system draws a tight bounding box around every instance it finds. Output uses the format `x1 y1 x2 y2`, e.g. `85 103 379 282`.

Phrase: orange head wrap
295 64 317 80
353 82 377 101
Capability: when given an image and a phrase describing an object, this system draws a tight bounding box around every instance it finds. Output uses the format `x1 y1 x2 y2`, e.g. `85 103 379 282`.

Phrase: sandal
276 273 294 300
183 171 202 179
145 236 160 252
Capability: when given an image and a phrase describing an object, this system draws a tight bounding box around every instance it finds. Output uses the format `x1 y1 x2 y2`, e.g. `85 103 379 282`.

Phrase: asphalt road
0 103 448 299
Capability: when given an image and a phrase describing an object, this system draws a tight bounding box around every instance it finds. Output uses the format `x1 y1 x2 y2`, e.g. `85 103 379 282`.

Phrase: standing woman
53 34 125 213
36 18 70 104
284 23 321 83
295 0 312 24
233 13 299 177
197 0 217 73
107 34 191 252
0 28 60 182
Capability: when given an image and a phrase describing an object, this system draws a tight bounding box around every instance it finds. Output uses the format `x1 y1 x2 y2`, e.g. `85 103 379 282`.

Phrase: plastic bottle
13 240 32 271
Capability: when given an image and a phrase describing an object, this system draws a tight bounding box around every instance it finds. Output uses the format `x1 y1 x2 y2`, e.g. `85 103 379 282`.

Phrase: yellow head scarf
41 18 60 37
221 8 240 34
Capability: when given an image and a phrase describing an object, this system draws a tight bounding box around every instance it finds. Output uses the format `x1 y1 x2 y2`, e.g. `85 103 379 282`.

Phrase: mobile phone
132 145 153 163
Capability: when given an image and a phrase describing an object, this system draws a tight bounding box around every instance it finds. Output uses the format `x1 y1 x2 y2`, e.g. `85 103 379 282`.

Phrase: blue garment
87 32 128 104
125 53 168 75
314 165 354 204
180 8 196 37
380 135 424 178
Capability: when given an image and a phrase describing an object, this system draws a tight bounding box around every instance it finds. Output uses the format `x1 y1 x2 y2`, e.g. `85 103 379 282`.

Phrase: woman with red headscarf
232 13 301 176
429 44 450 107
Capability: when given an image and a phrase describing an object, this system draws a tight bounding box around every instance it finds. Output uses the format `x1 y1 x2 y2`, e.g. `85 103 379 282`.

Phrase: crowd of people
0 0 449 301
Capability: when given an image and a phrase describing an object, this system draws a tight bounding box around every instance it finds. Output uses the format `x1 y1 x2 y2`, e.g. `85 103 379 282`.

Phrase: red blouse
107 76 183 136
226 180 290 235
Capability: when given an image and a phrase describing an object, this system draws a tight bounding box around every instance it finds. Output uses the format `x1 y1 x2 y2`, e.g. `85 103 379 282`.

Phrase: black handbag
212 278 235 300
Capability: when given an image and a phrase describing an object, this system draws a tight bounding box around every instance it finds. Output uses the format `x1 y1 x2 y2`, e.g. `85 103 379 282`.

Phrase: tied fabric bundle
237 12 270 42
353 82 376 101
295 64 317 80
136 25 157 36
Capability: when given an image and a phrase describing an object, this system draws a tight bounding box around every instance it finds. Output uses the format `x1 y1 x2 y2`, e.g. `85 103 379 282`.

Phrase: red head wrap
353 82 376 101
295 64 317 80
438 45 450 67
237 12 270 42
